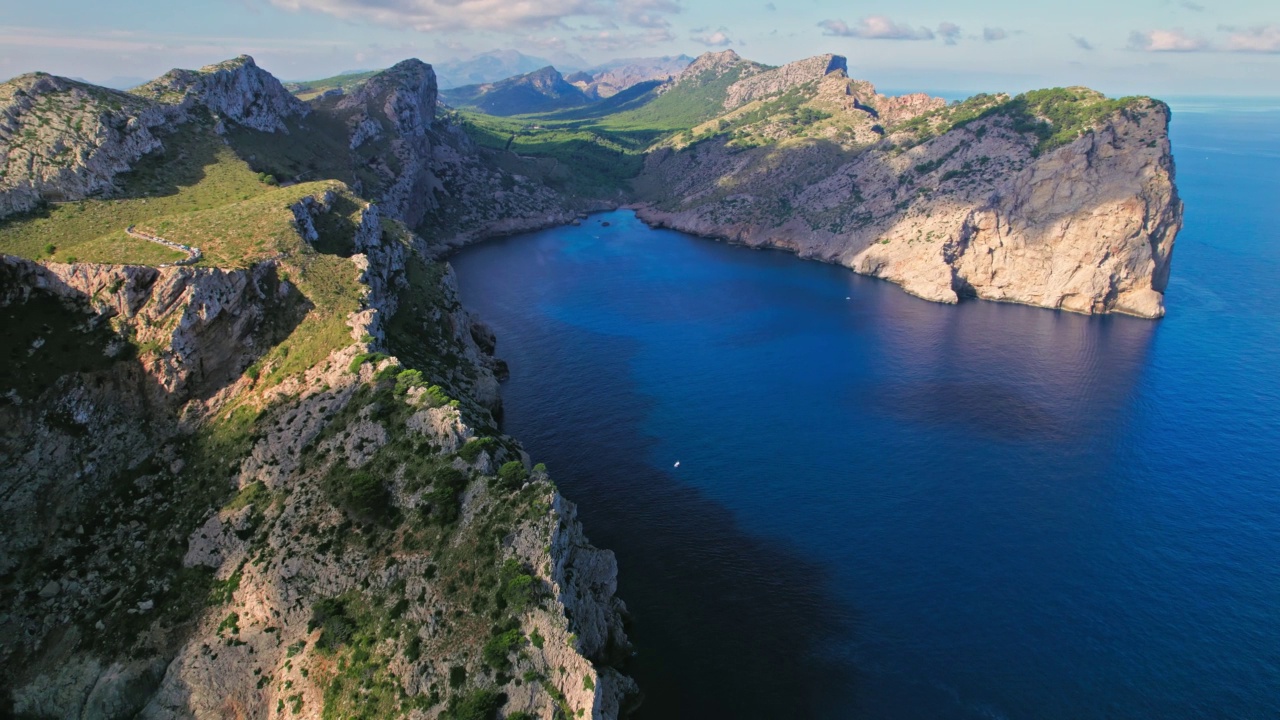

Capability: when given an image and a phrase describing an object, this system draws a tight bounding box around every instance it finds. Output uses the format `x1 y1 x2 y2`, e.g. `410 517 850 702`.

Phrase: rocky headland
1 56 633 720
630 52 1182 318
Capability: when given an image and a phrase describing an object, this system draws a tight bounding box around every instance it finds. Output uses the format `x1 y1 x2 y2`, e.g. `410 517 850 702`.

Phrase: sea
449 99 1280 719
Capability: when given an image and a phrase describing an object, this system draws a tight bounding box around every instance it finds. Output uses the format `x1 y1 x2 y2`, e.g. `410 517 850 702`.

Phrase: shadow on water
557 430 862 719
469 291 862 719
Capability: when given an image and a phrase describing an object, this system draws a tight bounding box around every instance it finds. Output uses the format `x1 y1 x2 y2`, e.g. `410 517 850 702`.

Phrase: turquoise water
450 105 1280 719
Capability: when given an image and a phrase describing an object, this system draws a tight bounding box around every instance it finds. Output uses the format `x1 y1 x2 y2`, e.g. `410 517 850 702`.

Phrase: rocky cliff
0 74 166 217
635 68 1182 317
0 57 634 720
1 227 636 720
133 55 308 133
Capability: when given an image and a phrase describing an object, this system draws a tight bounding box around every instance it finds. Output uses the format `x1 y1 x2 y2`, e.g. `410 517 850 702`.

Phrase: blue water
450 104 1280 719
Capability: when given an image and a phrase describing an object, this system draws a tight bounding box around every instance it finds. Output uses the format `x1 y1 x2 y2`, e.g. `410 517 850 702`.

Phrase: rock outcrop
338 59 441 228
133 55 308 133
2 230 635 718
0 74 166 216
722 54 847 109
636 72 1182 317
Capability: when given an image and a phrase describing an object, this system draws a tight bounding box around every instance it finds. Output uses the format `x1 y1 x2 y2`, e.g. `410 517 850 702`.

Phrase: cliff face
133 55 308 133
0 74 167 217
1 247 635 720
338 59 440 228
1 57 634 719
636 70 1182 318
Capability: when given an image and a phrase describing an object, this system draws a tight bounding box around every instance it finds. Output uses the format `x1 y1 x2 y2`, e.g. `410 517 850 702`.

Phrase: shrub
442 689 505 720
427 466 468 524
482 628 524 670
309 597 357 652
43 243 56 256
500 559 535 611
324 469 390 521
497 461 527 490
458 437 496 463
348 351 389 373
394 368 425 396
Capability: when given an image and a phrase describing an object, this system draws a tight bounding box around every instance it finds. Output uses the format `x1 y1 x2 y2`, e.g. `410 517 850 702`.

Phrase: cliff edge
1 57 634 720
633 64 1182 317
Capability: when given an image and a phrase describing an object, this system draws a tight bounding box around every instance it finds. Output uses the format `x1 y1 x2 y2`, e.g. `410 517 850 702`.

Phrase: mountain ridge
0 55 633 720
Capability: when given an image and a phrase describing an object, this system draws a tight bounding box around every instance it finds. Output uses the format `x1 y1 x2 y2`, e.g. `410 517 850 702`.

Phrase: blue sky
2 0 1278 96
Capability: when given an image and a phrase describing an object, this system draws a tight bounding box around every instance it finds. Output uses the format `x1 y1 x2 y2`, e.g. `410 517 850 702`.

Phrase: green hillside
284 70 381 100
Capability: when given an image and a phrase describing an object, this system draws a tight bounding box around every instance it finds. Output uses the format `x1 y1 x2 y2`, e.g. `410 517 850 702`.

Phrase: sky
2 0 1278 97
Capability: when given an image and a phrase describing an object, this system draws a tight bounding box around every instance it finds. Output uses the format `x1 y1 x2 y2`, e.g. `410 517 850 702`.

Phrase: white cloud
937 22 961 46
1224 24 1280 53
1071 35 1093 50
983 27 1007 42
691 28 733 47
1127 28 1210 52
266 0 678 33
572 28 675 53
818 16 935 41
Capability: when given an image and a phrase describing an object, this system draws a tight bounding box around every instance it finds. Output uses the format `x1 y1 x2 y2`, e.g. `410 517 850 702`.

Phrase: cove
449 104 1280 719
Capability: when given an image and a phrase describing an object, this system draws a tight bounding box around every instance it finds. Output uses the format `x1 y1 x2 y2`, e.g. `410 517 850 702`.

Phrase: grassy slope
284 70 382 101
891 87 1152 154
0 109 376 392
446 65 759 196
0 117 274 264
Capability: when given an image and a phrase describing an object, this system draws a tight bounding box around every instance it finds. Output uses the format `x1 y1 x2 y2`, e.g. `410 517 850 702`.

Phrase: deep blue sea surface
450 102 1280 719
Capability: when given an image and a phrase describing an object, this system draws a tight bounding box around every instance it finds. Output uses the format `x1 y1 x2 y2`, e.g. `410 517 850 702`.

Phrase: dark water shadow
472 295 862 719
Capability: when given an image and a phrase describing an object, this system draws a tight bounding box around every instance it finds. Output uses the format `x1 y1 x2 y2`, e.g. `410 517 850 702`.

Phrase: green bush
458 437 496 462
442 689 505 720
497 461 527 490
308 597 358 652
482 628 524 670
427 466 468 524
394 368 425 396
500 559 536 611
324 468 390 521
348 351 389 373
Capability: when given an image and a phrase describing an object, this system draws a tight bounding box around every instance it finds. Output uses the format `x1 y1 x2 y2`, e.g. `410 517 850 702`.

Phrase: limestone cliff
0 55 306 221
0 56 633 719
0 74 167 217
132 55 308 133
635 70 1182 318
1 239 635 719
337 59 440 228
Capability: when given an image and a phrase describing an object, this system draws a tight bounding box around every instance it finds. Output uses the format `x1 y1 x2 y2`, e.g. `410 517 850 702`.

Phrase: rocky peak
341 58 438 127
525 66 565 89
723 53 849 109
133 54 307 133
677 50 746 84
1 72 165 218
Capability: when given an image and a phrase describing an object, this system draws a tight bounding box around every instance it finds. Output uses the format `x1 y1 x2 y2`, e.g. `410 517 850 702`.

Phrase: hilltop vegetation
892 87 1150 155
283 70 381 101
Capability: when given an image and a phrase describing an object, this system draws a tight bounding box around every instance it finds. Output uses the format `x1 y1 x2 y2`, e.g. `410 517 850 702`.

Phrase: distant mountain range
433 50 559 89
438 55 693 117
